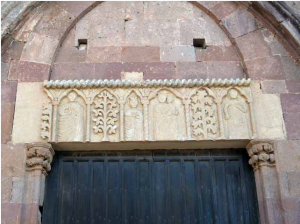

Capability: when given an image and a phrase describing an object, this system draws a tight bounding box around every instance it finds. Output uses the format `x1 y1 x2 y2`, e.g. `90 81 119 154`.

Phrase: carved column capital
246 140 276 170
26 143 55 175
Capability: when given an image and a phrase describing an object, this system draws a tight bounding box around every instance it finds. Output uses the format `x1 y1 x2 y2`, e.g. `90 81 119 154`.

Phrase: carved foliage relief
42 79 255 142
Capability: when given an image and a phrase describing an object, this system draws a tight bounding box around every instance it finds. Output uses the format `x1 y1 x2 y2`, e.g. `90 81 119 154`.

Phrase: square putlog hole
193 38 206 49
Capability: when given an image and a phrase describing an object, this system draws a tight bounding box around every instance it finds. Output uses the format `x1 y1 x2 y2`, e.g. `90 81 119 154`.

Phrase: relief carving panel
41 78 256 143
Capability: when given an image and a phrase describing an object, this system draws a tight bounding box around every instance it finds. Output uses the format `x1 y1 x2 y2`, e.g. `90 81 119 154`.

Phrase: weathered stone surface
236 29 272 61
34 3 75 39
195 45 239 62
1 144 26 177
246 56 285 80
51 62 95 80
144 2 194 20
1 80 18 103
7 60 18 81
251 82 286 139
87 47 122 63
281 94 300 114
54 1 96 17
60 26 75 48
281 197 300 224
261 80 287 94
122 47 160 62
1 203 21 224
206 61 244 78
20 32 59 64
280 56 300 81
2 62 10 80
276 140 300 172
16 61 50 82
12 83 48 143
95 62 176 80
221 7 262 38
1 103 15 144
288 171 300 197
200 1 238 21
161 46 196 62
1 177 12 203
175 62 207 79
179 18 231 46
286 81 300 93
284 113 300 140
55 47 87 63
1 41 25 63
261 29 290 57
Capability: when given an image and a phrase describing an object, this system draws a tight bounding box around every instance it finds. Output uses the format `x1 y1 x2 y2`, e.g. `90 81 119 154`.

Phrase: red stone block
51 62 96 80
206 61 244 79
55 47 87 63
195 45 239 62
94 62 176 80
17 61 50 82
1 103 15 144
203 1 238 21
286 81 300 93
121 47 160 62
87 47 122 63
176 62 207 79
281 94 300 114
1 41 25 63
236 29 272 61
284 113 300 140
280 56 300 81
54 1 97 17
1 80 18 103
245 56 285 80
1 62 10 80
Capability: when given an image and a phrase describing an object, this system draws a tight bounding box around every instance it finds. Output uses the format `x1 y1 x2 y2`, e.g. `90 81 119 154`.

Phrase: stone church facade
1 1 300 223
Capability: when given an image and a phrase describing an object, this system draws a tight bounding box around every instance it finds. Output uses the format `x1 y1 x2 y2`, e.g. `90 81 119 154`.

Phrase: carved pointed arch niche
41 78 256 143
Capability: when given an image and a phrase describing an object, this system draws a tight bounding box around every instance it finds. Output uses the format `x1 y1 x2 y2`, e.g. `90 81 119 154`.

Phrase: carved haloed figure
224 89 249 139
125 94 143 141
58 92 84 142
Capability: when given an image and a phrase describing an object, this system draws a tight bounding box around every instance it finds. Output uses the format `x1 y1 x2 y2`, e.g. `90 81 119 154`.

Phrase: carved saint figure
58 92 84 141
125 95 143 141
224 89 249 139
153 91 179 140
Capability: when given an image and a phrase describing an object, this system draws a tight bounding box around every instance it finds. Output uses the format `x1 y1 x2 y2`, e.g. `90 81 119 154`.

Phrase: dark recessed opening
77 39 88 50
193 38 206 49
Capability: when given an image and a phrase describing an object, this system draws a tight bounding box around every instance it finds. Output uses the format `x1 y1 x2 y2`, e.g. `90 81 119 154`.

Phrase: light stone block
121 72 143 81
251 81 286 140
12 82 48 143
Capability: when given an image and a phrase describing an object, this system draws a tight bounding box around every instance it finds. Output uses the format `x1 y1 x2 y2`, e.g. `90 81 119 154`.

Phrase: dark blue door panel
43 150 259 224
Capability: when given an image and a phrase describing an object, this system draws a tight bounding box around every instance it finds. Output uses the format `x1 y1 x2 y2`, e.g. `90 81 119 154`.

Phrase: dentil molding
41 78 257 143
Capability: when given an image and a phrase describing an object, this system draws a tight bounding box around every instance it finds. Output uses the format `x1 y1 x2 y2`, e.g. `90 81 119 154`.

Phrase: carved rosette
246 140 276 170
26 143 55 174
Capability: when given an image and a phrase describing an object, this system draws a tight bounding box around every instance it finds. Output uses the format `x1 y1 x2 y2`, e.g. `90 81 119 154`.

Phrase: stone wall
1 2 300 223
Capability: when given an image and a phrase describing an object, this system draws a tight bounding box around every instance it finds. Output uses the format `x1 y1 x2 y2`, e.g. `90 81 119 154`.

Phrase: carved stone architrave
246 140 276 170
41 78 256 143
26 142 55 175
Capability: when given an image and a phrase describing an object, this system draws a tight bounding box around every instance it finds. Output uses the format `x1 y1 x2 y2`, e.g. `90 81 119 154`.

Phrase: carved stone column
22 143 55 224
246 140 284 224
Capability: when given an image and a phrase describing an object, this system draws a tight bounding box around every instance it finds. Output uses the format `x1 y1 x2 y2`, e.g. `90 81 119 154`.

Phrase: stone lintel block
1 143 26 177
195 45 239 62
221 6 262 38
87 47 122 63
12 83 49 143
20 32 59 65
94 62 176 80
160 46 196 62
283 113 300 140
1 80 18 103
261 80 287 94
121 46 160 63
17 61 51 82
51 62 96 80
1 103 15 144
33 3 75 39
285 81 300 93
175 62 207 79
206 61 244 79
280 93 300 114
246 56 285 80
54 1 97 17
236 29 272 61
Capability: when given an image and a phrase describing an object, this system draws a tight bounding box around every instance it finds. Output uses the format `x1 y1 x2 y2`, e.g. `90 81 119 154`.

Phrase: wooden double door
43 149 259 224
